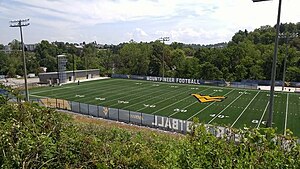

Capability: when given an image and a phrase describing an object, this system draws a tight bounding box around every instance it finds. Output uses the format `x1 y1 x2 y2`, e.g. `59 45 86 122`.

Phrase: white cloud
1 0 300 45
126 28 150 42
155 27 232 44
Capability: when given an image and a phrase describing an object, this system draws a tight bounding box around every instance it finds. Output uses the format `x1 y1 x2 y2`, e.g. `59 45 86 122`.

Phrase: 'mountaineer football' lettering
192 94 226 103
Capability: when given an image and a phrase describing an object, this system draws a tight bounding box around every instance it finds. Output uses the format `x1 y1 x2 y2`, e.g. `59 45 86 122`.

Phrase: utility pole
73 54 75 82
158 37 170 80
10 19 30 101
252 0 282 127
279 32 298 91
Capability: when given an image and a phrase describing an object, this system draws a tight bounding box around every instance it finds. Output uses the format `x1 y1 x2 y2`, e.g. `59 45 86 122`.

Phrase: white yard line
168 101 198 117
187 102 215 120
169 89 235 117
208 90 245 124
109 85 181 107
257 101 269 128
187 89 235 121
100 84 166 105
151 88 211 114
123 86 187 109
230 91 260 128
136 87 211 112
284 93 289 136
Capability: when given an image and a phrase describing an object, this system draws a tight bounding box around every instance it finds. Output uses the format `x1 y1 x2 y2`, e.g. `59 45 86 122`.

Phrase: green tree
118 42 152 75
170 49 186 77
198 62 223 80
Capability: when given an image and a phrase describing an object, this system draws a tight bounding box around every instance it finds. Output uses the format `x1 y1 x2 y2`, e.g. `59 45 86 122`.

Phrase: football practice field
29 78 300 137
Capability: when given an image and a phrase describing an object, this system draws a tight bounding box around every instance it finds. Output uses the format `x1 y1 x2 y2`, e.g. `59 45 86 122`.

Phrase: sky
0 0 299 45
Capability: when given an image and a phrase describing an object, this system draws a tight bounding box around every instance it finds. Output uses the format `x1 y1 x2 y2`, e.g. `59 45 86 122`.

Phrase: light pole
252 0 281 127
279 32 298 91
73 54 76 82
158 37 170 80
10 19 30 101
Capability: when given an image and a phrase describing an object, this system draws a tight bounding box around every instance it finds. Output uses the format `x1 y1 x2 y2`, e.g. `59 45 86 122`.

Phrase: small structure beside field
38 69 100 84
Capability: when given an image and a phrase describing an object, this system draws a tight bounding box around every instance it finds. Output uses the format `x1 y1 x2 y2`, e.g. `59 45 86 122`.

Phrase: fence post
129 110 131 123
88 104 90 115
79 102 81 114
117 109 119 121
97 105 99 117
140 112 142 125
108 108 110 119
153 114 155 128
56 98 58 108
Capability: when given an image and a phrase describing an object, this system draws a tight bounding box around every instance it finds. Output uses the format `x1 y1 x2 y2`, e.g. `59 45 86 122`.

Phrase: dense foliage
0 87 300 168
1 23 300 82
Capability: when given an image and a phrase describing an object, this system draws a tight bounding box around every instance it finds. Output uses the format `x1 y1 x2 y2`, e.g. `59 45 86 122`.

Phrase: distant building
52 41 65 47
38 69 100 84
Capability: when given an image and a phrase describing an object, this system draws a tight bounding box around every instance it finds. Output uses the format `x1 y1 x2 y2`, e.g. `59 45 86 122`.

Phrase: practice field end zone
29 78 300 137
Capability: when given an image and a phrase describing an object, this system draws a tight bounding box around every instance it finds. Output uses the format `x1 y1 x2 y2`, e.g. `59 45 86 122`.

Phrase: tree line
1 22 300 82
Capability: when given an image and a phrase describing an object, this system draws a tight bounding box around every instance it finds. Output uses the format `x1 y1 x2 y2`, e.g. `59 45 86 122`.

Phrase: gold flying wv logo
192 94 226 103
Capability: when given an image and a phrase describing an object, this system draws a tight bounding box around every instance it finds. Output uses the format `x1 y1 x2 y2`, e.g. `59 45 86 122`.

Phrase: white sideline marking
187 89 235 121
257 101 269 128
231 91 260 127
151 88 212 114
208 90 245 124
284 93 289 136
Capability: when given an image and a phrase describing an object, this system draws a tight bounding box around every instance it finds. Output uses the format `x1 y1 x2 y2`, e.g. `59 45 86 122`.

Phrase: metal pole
158 37 169 80
10 19 30 101
19 24 29 101
267 0 282 128
73 55 75 82
163 42 165 80
282 42 288 91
